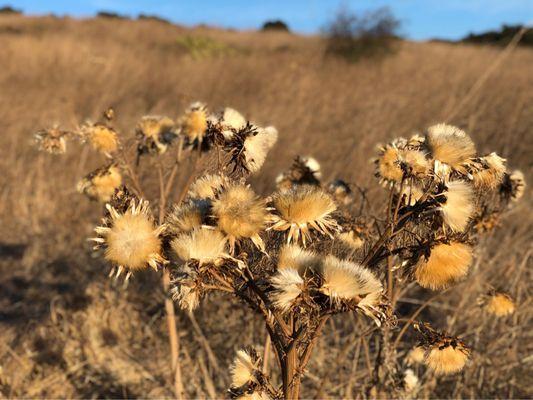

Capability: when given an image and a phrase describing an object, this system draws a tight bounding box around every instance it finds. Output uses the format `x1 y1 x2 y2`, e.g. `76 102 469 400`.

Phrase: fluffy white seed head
270 268 304 312
230 350 258 388
415 242 472 290
171 228 227 264
319 255 382 304
243 126 278 173
188 174 229 199
426 124 476 171
425 343 469 375
219 107 247 140
440 180 474 232
277 244 321 274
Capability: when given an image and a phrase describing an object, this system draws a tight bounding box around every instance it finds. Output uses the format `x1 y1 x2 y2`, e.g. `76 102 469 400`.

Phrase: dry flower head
82 123 119 156
415 242 472 290
77 165 122 203
166 201 208 234
440 180 474 232
230 349 260 388
319 255 382 311
171 228 228 265
212 184 268 252
270 268 305 312
243 126 278 173
485 292 516 317
179 102 208 143
426 124 475 172
270 186 338 246
91 200 166 280
34 127 69 154
188 174 229 199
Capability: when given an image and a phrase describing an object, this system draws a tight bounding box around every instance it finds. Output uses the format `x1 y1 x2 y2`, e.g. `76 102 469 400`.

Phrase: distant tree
96 11 129 20
262 20 290 32
462 24 533 47
324 6 401 62
0 5 22 14
138 14 171 25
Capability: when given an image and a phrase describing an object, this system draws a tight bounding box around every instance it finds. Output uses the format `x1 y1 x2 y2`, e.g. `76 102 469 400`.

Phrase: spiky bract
270 186 337 246
440 180 474 232
415 242 472 290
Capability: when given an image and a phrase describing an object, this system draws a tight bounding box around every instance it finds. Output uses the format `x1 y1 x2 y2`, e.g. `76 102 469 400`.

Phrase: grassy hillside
0 15 531 398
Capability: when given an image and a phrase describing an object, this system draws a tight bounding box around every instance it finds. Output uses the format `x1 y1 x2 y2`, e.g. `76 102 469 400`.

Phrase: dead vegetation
0 14 532 399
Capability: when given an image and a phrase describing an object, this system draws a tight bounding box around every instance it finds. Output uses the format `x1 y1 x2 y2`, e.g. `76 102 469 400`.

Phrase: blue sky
8 0 533 40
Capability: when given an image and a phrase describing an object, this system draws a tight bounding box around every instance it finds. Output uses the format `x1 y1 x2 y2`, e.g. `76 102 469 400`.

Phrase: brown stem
262 333 271 374
283 341 299 400
158 163 184 399
163 269 184 399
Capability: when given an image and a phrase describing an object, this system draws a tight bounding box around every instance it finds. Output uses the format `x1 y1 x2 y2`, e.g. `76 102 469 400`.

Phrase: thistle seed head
166 200 209 235
439 180 474 232
34 127 69 154
91 200 166 278
270 186 338 246
178 102 208 144
471 152 507 189
171 228 228 265
211 184 268 252
82 123 119 156
426 124 475 172
188 174 229 200
230 349 260 388
485 292 516 317
415 242 472 290
277 244 321 274
243 126 278 174
270 268 304 312
77 164 122 203
319 255 382 305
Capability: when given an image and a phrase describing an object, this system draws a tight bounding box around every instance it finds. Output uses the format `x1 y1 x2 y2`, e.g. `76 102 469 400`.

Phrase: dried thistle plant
34 105 525 399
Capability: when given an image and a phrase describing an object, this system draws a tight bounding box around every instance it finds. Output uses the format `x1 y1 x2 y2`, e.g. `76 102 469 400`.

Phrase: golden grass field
0 14 532 398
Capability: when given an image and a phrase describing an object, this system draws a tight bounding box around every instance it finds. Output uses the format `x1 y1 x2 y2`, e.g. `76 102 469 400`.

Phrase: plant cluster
324 6 401 62
35 104 525 399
